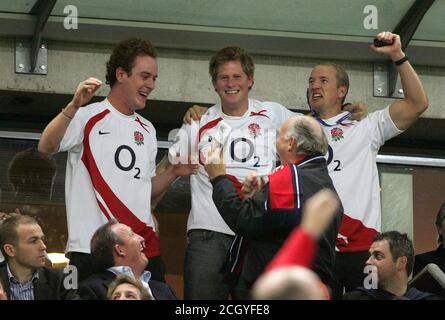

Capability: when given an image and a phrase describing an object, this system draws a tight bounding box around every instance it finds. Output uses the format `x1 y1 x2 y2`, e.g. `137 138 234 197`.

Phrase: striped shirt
7 263 39 300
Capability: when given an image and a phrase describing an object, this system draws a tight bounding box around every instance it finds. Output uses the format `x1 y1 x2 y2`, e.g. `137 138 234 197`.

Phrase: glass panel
378 163 445 254
0 1 37 13
52 0 417 38
0 138 68 253
3 0 443 41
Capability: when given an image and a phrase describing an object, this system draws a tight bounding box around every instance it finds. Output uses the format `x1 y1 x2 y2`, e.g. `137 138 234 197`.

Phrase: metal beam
387 0 436 96
29 0 57 72
394 0 436 51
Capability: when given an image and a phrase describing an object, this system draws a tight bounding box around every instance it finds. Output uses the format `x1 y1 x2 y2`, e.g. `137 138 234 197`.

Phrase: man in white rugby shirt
38 38 197 284
307 31 428 299
171 46 293 300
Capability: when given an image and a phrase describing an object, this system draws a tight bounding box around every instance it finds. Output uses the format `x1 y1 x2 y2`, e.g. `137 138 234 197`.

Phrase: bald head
281 115 328 158
252 266 329 300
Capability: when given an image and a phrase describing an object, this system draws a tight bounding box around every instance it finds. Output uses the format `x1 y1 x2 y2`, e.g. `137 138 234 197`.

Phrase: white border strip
1 130 444 168
376 154 445 168
0 131 41 140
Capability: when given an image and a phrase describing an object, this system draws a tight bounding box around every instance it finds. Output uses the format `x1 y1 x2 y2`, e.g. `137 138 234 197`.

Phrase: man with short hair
107 273 154 300
172 46 297 300
205 115 343 298
0 215 78 300
78 219 177 300
38 38 197 282
343 231 441 300
307 31 428 298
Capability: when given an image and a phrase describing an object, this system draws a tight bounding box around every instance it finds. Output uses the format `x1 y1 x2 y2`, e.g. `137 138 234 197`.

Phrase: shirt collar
107 266 152 284
294 155 326 166
314 111 352 127
104 98 137 120
6 263 39 284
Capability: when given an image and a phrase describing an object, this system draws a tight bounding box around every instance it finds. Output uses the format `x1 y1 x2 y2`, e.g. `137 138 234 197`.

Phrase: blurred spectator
252 189 339 300
5 148 66 253
412 202 445 297
7 148 56 201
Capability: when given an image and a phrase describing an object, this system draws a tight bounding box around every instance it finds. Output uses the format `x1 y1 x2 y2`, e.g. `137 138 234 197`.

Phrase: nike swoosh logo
99 131 110 135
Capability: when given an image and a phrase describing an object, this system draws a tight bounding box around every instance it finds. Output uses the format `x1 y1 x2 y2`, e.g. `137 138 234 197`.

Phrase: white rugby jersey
59 99 159 256
170 99 295 235
319 106 403 252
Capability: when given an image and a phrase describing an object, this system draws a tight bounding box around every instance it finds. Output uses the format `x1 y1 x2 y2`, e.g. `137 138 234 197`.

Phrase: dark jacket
413 246 445 298
343 287 442 300
211 156 343 294
0 261 78 300
78 271 177 300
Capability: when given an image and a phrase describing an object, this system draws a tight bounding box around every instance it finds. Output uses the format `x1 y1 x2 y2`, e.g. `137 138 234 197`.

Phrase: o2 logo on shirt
230 137 260 167
327 145 342 172
200 135 261 167
114 145 141 179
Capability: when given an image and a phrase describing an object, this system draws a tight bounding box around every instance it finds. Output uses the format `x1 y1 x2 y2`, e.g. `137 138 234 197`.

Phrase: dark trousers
329 251 369 300
67 252 166 283
184 230 234 300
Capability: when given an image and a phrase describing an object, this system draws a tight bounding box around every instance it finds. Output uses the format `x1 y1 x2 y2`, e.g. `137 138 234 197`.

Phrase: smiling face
213 60 253 116
9 223 47 270
308 65 347 118
117 55 158 115
111 223 148 272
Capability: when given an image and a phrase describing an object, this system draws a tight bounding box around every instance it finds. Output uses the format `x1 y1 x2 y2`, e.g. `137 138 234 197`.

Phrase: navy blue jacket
211 155 343 296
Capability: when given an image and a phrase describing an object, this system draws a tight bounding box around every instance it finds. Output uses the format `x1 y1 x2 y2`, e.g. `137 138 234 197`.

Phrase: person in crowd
252 189 339 300
308 32 428 298
7 147 57 201
107 273 154 300
38 38 197 282
412 202 445 297
79 219 177 300
205 115 343 298
343 231 441 300
0 215 78 300
6 148 66 253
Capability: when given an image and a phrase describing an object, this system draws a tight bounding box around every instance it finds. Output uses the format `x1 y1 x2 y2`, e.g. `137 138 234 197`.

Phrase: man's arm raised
38 78 102 155
371 32 428 131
